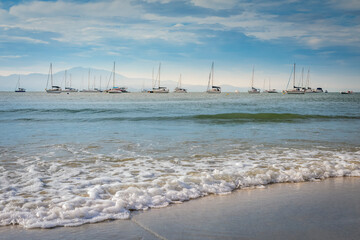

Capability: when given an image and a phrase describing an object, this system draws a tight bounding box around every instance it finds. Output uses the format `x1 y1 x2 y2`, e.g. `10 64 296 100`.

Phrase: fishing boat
62 71 78 92
248 67 260 94
15 76 26 92
341 91 353 94
285 63 305 94
174 74 187 93
45 63 62 93
150 63 169 93
206 62 221 94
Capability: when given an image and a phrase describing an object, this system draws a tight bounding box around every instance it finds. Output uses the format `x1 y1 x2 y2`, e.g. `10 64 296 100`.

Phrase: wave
192 113 360 121
3 112 360 123
0 108 126 114
1 146 359 228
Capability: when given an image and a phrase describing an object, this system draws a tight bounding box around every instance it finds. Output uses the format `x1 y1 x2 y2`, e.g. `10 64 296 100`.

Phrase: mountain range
0 67 247 92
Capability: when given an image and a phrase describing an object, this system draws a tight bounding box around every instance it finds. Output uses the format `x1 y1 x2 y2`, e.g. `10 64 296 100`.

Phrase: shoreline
1 177 359 240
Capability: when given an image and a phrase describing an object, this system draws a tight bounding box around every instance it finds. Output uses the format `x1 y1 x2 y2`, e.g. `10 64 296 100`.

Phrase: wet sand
1 177 359 240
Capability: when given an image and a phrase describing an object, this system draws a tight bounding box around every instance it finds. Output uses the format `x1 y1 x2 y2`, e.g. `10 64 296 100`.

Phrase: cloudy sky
0 0 359 91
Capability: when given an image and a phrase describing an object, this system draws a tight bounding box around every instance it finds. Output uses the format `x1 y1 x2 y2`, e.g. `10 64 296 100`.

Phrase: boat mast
179 74 182 88
113 62 115 88
50 63 53 86
88 69 90 90
16 75 20 90
207 71 211 91
301 67 304 88
158 63 161 88
251 66 254 88
64 70 67 88
211 62 214 87
152 67 154 88
293 63 296 88
306 68 310 88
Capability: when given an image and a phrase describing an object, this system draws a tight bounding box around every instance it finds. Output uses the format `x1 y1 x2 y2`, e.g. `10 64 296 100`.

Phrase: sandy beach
1 177 359 240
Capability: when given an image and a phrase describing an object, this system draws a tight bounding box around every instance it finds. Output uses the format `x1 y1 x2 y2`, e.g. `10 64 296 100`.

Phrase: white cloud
329 0 360 10
0 0 359 52
190 0 238 10
0 35 48 44
0 55 25 59
143 0 172 3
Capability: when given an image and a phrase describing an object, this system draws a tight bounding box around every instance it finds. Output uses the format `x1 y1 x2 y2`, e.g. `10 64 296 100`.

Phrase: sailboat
150 63 169 93
174 74 187 93
62 71 78 92
263 78 277 93
286 63 305 94
45 63 62 93
303 68 323 93
15 75 26 92
248 67 260 94
107 62 129 93
80 69 101 92
206 62 221 94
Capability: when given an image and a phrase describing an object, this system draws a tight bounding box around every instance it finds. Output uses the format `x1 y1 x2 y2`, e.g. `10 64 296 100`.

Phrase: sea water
0 92 359 228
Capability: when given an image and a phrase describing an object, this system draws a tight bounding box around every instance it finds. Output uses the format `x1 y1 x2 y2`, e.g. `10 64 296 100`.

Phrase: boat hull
286 91 305 94
46 90 62 93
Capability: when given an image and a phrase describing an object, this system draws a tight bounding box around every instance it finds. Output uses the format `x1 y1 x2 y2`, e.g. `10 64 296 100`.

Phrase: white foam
0 145 359 228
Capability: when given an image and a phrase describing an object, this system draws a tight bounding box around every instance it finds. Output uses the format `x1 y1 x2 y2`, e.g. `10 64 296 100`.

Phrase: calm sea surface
0 92 359 228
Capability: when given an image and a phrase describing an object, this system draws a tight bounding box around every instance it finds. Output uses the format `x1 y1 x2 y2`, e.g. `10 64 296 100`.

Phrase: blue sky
0 0 359 91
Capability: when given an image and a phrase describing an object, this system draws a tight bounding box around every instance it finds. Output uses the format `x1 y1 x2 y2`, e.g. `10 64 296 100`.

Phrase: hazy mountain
0 67 245 92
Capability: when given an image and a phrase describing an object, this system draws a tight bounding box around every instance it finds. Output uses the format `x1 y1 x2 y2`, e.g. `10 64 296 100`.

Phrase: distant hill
0 67 247 92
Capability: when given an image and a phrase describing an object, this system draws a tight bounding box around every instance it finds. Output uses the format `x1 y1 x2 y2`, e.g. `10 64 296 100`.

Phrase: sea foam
0 145 359 228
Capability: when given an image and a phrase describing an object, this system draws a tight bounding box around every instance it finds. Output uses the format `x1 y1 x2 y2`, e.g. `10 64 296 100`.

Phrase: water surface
0 92 359 228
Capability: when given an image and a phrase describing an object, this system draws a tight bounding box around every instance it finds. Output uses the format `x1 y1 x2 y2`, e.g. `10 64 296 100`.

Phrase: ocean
0 92 359 228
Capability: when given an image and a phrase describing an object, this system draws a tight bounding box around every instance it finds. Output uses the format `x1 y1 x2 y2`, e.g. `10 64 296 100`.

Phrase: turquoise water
0 92 359 228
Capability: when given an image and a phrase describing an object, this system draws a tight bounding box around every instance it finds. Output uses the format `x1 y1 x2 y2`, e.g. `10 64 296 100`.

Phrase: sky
0 0 359 91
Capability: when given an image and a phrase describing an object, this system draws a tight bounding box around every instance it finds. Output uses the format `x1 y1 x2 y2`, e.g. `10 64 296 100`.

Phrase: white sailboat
286 63 305 94
303 68 323 93
107 62 128 93
80 69 101 92
15 75 26 92
248 67 260 94
174 74 187 93
150 63 169 93
263 78 277 93
206 62 221 94
62 71 78 92
46 63 62 93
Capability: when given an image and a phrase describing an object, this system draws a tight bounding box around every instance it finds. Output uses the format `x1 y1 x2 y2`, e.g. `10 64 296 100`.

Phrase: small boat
15 75 26 92
302 69 323 93
150 63 169 93
341 91 353 94
62 71 78 92
248 67 260 94
285 63 305 94
314 87 324 93
45 63 62 93
108 87 128 93
174 74 187 93
264 89 278 93
105 62 129 93
80 69 102 92
206 62 221 94
263 78 277 93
